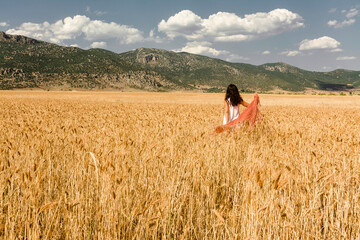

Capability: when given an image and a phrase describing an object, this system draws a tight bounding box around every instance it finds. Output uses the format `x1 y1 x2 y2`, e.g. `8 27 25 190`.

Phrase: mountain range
1 31 359 92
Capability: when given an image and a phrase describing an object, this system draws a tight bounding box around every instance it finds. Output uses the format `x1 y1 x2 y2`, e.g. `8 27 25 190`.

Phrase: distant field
1 91 360 239
3 90 360 106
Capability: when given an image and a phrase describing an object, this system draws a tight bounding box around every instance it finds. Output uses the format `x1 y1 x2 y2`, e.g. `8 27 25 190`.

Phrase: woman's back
223 98 239 124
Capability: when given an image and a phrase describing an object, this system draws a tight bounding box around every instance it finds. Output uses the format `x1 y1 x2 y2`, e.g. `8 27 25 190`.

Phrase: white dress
223 99 240 125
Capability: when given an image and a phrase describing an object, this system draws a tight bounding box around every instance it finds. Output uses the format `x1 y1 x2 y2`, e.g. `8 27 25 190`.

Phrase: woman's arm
224 100 229 123
240 100 249 107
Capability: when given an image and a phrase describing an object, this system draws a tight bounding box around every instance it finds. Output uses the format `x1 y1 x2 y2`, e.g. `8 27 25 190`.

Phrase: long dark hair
225 84 243 106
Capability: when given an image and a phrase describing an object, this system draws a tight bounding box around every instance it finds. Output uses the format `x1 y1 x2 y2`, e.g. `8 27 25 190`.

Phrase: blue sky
1 0 359 71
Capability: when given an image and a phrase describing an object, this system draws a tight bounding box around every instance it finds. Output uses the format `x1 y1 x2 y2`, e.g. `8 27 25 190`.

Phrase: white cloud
146 29 164 43
158 9 304 42
180 41 228 56
346 8 359 19
179 41 249 62
283 36 342 57
328 7 358 28
82 20 143 44
328 8 337 13
149 29 155 38
7 21 65 44
299 36 340 51
327 20 338 26
281 50 300 56
85 6 107 16
95 11 107 16
336 56 357 60
0 22 9 27
328 19 356 28
70 44 79 47
330 48 343 52
90 41 107 48
49 37 62 44
158 10 204 40
6 15 144 45
262 50 271 55
226 54 249 62
215 34 253 42
52 15 91 40
208 9 304 40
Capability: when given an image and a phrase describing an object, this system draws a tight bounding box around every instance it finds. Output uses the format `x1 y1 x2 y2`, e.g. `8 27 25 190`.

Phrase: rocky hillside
0 32 178 90
1 31 359 92
119 48 360 92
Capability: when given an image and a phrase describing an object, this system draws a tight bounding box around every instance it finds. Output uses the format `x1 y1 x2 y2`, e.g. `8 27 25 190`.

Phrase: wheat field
1 91 360 239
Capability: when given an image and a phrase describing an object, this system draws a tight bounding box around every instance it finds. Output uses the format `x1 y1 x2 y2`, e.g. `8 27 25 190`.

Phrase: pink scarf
214 93 261 133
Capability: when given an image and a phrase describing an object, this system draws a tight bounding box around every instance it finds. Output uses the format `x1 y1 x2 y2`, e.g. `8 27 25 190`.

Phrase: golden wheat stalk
89 152 99 185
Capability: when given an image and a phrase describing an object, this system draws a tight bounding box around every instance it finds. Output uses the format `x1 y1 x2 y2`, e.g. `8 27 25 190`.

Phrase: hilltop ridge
1 31 359 92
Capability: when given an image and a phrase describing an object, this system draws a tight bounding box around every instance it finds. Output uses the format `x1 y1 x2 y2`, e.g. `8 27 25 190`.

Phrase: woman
214 85 260 134
223 84 249 125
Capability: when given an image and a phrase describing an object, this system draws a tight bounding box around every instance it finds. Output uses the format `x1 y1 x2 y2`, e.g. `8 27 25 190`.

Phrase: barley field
1 91 360 239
